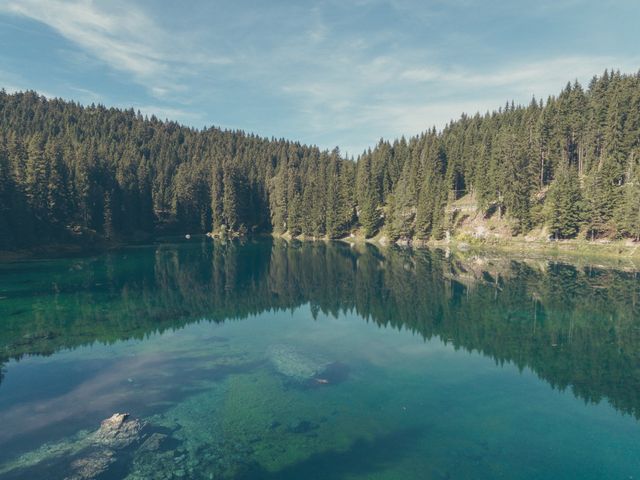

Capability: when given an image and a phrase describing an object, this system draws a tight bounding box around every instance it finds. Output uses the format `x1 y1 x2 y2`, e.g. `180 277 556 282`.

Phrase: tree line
370 69 640 241
1 69 640 250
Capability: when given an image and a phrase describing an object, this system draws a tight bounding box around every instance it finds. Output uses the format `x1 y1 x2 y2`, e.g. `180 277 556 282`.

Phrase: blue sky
0 0 639 155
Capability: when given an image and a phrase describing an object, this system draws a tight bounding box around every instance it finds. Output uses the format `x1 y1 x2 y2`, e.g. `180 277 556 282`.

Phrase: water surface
0 239 639 479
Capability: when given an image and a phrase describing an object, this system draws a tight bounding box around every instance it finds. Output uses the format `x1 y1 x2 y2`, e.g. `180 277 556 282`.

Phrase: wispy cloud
0 0 231 98
0 69 23 93
0 67 58 97
66 84 103 102
0 0 639 154
132 104 205 124
400 56 638 93
276 50 640 153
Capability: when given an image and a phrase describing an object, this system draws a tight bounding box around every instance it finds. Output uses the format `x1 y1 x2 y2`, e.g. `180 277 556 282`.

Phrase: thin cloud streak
0 0 231 98
276 52 640 153
1 1 639 154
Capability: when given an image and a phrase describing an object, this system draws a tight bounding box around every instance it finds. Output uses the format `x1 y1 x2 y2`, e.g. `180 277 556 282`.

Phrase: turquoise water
0 238 639 479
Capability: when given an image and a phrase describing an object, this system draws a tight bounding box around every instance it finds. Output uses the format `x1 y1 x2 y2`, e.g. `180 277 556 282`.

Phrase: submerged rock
266 344 331 383
91 413 146 450
138 432 168 453
67 450 115 480
0 413 156 480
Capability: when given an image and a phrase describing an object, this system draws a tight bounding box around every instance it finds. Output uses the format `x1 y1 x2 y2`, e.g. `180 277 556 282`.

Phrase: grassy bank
427 237 640 271
338 230 640 267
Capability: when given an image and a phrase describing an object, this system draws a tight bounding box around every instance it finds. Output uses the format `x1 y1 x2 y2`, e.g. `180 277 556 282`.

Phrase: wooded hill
1 69 639 250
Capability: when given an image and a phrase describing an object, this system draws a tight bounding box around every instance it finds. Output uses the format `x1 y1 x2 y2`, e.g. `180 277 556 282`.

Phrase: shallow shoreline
336 234 640 267
3 233 640 268
443 240 640 270
432 237 640 262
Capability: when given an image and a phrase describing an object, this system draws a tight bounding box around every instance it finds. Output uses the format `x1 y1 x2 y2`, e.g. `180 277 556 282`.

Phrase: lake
0 238 639 479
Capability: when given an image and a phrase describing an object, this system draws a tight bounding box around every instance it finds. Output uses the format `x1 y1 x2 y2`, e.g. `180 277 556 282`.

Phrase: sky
0 0 639 155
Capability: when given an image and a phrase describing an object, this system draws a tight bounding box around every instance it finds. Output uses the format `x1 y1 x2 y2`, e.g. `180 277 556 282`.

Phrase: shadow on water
238 426 428 480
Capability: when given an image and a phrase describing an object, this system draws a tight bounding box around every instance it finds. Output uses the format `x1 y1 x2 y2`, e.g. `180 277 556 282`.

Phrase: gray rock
1 413 152 480
91 413 146 450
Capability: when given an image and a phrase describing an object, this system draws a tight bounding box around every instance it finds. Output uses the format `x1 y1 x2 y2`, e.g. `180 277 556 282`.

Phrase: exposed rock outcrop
91 413 146 450
0 413 154 480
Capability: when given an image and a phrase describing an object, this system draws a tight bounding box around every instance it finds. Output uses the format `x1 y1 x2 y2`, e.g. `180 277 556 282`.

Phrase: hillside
1 69 640 251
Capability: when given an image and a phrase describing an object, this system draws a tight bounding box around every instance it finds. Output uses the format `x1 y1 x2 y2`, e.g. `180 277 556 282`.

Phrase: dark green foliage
222 164 247 232
355 70 640 241
355 152 380 238
618 178 640 240
0 137 14 248
2 70 640 250
415 138 447 239
210 163 224 232
496 127 533 233
546 166 584 239
617 150 640 240
0 91 355 247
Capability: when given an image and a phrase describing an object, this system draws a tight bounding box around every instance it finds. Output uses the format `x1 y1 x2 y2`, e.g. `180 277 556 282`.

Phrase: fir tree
546 166 583 239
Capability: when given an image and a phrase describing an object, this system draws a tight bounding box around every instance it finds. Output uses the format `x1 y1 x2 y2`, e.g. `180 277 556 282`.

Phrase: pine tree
546 166 583 239
210 163 224 231
103 191 115 240
6 131 27 186
25 133 48 221
269 161 288 234
324 152 340 238
619 178 640 240
356 153 379 237
497 127 533 234
222 165 245 232
0 136 14 248
584 166 618 239
617 150 640 240
338 159 356 233
45 139 70 230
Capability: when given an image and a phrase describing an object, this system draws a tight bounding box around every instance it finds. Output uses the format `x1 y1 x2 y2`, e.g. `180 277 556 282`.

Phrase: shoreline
432 237 640 261
442 239 640 270
337 234 640 267
3 233 640 268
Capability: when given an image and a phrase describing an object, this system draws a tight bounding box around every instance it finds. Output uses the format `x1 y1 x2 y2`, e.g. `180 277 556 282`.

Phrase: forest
1 69 639 250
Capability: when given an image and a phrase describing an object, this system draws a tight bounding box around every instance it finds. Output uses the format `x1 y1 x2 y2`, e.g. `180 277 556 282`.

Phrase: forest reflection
1 238 639 418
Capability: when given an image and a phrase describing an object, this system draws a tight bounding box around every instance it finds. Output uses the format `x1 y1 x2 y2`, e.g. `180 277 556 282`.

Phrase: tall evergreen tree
546 166 583 239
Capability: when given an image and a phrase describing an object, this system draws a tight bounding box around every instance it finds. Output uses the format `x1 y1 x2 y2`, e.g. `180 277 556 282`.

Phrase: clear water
0 238 639 479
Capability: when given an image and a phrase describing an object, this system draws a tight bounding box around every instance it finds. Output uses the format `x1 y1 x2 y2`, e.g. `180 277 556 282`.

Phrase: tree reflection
1 238 639 417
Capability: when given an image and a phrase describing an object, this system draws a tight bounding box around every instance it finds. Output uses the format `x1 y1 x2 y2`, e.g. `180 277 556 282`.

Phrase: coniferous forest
1 69 640 250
